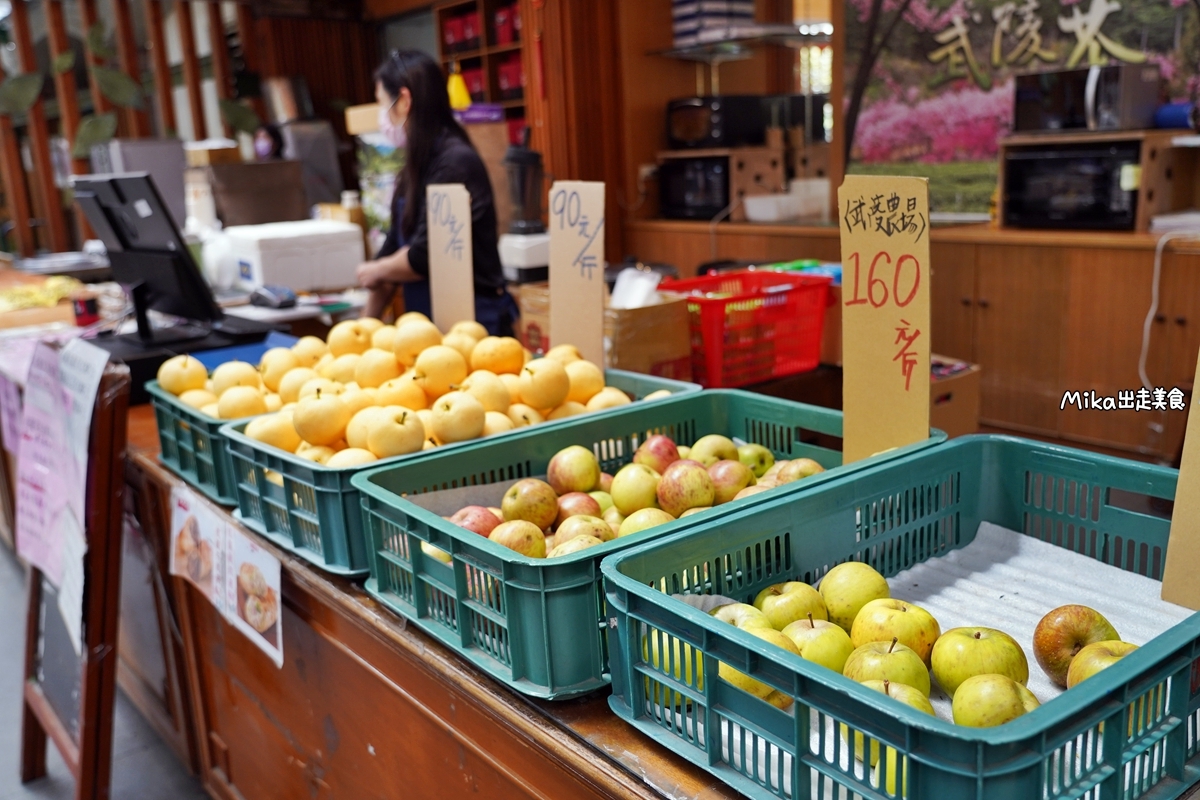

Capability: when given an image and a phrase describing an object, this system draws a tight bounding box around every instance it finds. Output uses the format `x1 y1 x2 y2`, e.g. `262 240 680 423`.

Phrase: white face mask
378 102 407 149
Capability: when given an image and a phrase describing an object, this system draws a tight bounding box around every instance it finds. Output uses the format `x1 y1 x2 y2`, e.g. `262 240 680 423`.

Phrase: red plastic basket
662 270 832 388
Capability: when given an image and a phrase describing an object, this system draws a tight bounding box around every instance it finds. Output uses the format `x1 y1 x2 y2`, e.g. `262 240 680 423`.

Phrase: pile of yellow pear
156 311 670 469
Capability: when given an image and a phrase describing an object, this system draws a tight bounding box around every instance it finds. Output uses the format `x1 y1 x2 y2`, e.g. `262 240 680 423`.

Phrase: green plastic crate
351 389 946 699
604 434 1200 800
147 380 259 506
220 369 700 577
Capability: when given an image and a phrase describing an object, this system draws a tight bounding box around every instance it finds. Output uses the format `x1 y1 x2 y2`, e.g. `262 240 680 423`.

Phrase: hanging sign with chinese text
427 184 475 331
548 181 605 366
839 175 932 463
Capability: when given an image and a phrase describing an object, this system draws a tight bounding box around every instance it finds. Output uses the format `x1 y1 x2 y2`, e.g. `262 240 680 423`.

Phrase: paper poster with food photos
224 527 282 667
169 486 226 611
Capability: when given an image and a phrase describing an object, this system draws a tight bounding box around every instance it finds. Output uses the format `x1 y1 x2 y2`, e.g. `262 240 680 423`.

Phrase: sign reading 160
843 251 920 308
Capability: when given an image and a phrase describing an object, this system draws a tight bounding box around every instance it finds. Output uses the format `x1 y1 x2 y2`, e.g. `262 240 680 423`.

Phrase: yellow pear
587 386 632 411
545 344 583 364
416 409 436 440
442 332 478 363
414 345 468 399
218 385 268 419
258 347 300 392
339 387 378 418
449 320 488 341
565 360 605 405
423 438 439 451
470 336 524 375
327 320 372 357
366 407 426 458
298 377 343 400
499 372 523 404
377 372 428 410
277 367 319 404
518 359 570 410
393 320 444 367
264 393 283 412
212 361 262 395
314 352 335 376
643 389 673 401
205 379 215 393
523 347 533 364
200 402 220 418
157 354 208 395
460 370 511 412
547 401 587 420
179 388 217 410
328 353 362 384
483 411 515 436
265 469 284 487
397 311 431 327
371 325 398 351
245 413 302 453
354 348 402 388
292 392 352 446
430 391 486 443
357 317 384 335
291 335 329 367
326 448 378 467
346 406 391 450
507 403 545 428
296 446 336 464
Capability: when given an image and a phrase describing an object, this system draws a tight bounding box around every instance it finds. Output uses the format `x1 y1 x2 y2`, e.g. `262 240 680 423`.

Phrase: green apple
777 457 825 483
781 614 854 673
873 748 907 795
844 679 934 766
851 598 941 665
689 434 738 467
643 631 703 708
931 627 1028 697
951 673 1040 728
737 443 775 478
1033 604 1120 687
818 562 890 632
677 445 691 459
588 490 614 513
617 507 675 537
711 602 772 630
610 463 661 515
717 626 800 703
842 638 931 697
1065 640 1138 688
753 581 827 630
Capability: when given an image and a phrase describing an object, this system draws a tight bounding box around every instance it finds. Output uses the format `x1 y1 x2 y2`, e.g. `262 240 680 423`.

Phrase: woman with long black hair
356 50 518 336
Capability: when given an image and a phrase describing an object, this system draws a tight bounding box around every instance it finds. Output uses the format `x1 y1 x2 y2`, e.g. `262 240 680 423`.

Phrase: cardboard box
185 144 242 167
930 355 982 438
345 103 381 136
515 283 693 381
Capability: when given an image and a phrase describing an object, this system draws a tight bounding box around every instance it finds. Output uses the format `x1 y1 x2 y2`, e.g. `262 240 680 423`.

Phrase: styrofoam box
744 193 802 222
226 220 365 292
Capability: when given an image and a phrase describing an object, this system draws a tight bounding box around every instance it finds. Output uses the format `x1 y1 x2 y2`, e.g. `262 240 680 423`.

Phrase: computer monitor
72 172 223 343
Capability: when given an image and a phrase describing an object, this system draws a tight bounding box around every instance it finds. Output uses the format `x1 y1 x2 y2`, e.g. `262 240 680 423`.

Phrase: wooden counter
626 220 1200 460
119 406 737 800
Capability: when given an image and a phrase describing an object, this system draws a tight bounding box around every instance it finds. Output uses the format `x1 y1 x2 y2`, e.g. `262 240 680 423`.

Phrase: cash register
72 173 276 404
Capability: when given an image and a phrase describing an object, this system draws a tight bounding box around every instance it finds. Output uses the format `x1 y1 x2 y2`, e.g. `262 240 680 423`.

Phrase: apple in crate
689 435 738 467
781 615 854 674
718 626 801 707
450 506 502 537
610 463 661 515
844 678 935 766
753 581 827 630
555 492 602 527
952 673 1040 728
778 458 825 484
737 443 774 478
488 520 547 558
556 514 615 544
1066 641 1138 688
1033 604 1120 687
588 491 613 513
548 534 604 557
709 460 756 505
843 638 930 697
633 434 679 475
547 445 601 495
656 460 715 517
818 562 890 632
617 508 674 537
711 603 772 630
598 473 613 493
851 599 941 665
931 627 1028 697
501 478 558 530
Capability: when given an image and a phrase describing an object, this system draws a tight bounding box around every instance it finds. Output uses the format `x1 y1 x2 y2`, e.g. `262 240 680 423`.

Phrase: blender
498 128 550 283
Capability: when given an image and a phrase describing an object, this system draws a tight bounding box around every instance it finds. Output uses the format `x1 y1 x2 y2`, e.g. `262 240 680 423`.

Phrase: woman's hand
356 259 390 289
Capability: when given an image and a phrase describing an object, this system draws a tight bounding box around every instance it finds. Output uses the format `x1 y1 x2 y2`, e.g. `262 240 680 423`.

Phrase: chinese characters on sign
929 0 1145 88
548 181 606 366
1060 387 1187 411
426 183 475 331
551 187 605 280
843 191 928 243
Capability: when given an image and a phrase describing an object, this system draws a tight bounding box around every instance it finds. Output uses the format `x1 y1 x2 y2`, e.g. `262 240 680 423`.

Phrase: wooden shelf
443 48 483 62
1001 129 1178 147
498 98 525 109
488 41 522 55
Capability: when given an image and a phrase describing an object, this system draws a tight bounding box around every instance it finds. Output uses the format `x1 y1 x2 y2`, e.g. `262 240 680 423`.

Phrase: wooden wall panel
176 2 209 140
45 1 87 174
0 59 34 256
145 0 178 135
114 0 153 137
207 2 233 137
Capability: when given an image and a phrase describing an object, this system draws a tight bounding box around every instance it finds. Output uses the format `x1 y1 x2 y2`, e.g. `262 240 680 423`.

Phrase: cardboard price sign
427 184 475 331
1162 355 1200 609
549 181 605 366
838 175 932 463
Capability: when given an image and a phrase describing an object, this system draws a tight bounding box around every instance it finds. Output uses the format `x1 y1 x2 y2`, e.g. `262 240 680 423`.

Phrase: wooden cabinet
930 242 976 362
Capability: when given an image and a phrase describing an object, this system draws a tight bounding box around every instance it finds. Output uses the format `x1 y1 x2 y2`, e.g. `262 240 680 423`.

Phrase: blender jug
504 128 545 234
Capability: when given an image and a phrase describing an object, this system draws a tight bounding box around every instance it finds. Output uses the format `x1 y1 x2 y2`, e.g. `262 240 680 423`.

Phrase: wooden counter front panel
930 242 977 362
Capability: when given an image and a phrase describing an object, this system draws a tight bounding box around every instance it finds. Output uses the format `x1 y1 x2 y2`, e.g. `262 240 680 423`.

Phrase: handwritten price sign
426 184 475 331
549 181 605 365
838 175 932 463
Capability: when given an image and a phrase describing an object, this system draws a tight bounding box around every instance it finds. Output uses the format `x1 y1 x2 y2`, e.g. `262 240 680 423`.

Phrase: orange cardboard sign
838 175 932 463
1162 357 1200 609
548 181 605 366
427 184 475 331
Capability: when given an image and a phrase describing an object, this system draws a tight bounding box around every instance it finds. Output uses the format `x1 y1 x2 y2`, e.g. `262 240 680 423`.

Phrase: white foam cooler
225 220 365 291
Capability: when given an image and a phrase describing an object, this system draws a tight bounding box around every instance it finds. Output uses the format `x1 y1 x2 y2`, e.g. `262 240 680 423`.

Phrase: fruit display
154 312 680 466
441 434 829 559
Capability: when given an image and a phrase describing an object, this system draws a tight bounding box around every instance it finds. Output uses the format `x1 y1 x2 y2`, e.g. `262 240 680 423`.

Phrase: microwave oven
1013 65 1161 132
1003 141 1141 230
666 94 829 150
